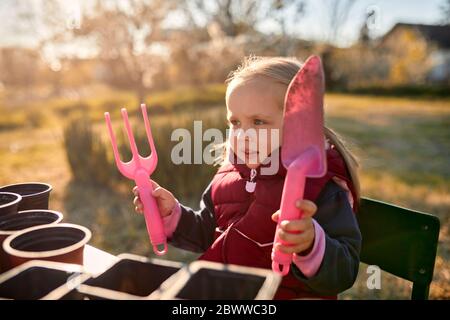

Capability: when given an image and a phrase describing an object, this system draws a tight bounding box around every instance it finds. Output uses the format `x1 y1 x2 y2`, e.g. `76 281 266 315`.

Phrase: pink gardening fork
104 104 167 256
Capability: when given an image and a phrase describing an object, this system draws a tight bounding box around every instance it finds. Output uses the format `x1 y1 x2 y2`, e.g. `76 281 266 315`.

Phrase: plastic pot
0 260 88 300
2 223 91 269
0 182 52 211
60 253 183 300
0 192 22 217
0 209 63 272
159 261 282 300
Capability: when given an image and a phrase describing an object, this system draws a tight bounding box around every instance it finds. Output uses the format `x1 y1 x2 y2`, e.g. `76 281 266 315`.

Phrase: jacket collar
232 147 286 180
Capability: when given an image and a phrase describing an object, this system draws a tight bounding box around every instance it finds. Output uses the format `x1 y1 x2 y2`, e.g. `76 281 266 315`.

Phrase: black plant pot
60 253 183 300
0 209 63 272
3 223 90 269
0 260 88 300
0 183 52 211
159 261 282 300
0 192 22 217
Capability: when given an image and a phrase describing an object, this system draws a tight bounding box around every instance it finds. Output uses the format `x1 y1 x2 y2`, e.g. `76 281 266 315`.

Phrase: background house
380 23 450 84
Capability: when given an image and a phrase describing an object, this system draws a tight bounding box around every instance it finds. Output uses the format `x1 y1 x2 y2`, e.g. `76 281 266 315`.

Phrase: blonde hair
220 55 361 204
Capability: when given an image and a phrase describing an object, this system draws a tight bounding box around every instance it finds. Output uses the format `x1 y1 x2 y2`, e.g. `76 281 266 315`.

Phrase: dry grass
0 90 448 299
324 94 449 299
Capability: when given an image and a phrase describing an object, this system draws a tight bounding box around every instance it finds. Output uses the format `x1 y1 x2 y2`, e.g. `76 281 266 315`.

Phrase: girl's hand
271 199 318 256
132 180 176 218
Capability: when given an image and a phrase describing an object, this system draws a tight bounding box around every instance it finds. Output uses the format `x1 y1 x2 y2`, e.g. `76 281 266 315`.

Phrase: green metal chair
357 197 440 300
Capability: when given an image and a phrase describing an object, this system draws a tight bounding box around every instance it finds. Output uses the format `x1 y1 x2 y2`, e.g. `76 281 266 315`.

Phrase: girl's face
226 76 286 169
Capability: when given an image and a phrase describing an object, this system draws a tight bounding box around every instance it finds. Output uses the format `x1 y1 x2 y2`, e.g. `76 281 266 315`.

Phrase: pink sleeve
292 219 326 278
162 201 182 239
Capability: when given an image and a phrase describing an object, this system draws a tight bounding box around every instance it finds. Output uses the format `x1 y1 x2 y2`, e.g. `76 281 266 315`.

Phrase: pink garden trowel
271 56 327 275
104 104 167 256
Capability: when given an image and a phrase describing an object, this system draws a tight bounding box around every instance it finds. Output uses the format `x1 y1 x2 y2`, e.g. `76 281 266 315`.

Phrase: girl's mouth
244 150 259 159
234 148 259 162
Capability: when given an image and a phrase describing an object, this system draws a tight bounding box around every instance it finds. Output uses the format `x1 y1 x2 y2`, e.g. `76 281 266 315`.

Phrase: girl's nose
237 128 257 144
236 128 247 140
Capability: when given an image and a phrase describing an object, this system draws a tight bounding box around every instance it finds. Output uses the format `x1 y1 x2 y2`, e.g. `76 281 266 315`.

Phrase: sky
0 0 447 50
257 0 446 46
321 0 446 46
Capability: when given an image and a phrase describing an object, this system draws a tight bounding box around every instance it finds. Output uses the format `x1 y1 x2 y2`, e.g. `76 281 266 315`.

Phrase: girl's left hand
271 199 318 256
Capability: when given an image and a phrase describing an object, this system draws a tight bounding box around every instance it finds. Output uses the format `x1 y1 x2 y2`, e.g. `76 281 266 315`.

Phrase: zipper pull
245 168 257 193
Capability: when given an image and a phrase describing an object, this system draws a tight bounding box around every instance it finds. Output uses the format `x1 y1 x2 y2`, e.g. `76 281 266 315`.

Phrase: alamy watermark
170 121 281 175
366 265 381 290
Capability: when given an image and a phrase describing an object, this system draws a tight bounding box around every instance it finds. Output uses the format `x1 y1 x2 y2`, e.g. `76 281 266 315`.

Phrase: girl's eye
254 119 265 125
229 120 241 127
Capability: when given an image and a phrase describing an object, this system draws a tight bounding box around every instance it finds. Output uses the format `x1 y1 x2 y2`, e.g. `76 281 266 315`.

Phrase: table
83 245 119 276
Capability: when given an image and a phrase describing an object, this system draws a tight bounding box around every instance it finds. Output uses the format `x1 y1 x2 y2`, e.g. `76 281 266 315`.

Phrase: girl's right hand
132 180 176 218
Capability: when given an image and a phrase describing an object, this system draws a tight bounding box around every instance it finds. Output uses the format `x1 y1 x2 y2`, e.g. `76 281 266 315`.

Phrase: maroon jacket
168 146 361 299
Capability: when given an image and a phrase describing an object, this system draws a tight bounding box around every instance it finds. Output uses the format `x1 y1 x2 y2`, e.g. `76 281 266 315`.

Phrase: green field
0 88 448 299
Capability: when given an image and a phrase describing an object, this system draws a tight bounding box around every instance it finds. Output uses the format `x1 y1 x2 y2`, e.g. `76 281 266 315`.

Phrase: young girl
132 56 362 300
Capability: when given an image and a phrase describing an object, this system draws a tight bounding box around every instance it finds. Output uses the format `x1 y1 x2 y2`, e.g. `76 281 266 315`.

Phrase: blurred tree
167 32 205 86
72 0 178 104
184 0 262 37
322 0 356 44
359 8 378 45
317 0 356 89
4 0 85 96
172 0 308 84
267 0 307 55
0 1 44 92
62 58 96 89
440 0 450 25
183 0 306 39
270 0 306 36
0 47 39 89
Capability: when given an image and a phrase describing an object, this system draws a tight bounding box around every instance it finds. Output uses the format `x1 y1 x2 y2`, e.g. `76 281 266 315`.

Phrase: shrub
63 116 119 186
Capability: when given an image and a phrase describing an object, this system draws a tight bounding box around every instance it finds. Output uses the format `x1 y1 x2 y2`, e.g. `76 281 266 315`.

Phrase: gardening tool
271 55 327 276
104 104 167 256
